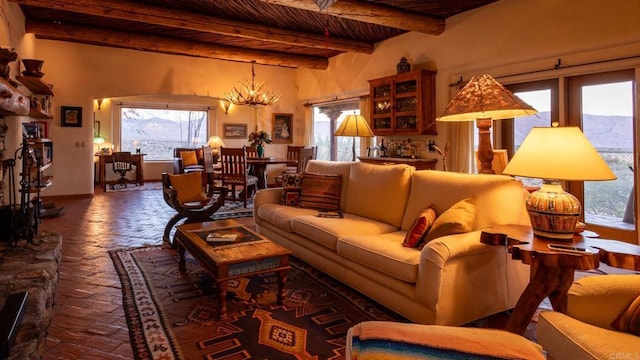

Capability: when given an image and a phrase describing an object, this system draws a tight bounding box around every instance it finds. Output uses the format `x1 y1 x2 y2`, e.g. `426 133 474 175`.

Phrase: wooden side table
481 224 640 335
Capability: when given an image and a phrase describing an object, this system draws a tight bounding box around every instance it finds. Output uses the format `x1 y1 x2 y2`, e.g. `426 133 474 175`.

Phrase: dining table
247 157 297 189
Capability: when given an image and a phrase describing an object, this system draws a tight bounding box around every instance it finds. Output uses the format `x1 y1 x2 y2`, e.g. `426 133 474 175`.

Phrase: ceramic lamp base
525 180 581 240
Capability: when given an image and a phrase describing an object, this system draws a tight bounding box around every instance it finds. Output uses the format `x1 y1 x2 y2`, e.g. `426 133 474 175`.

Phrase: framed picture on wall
223 123 248 139
61 106 83 127
272 113 293 144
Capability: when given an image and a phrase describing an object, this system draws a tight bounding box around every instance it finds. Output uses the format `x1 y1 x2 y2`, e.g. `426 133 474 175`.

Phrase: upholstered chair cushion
403 207 437 248
168 172 207 204
180 150 199 166
421 197 476 245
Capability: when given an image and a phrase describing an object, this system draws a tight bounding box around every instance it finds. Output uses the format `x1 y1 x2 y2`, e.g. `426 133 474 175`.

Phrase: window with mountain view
120 107 208 161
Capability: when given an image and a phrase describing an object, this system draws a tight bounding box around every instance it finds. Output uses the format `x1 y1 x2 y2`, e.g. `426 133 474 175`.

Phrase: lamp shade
334 114 375 138
502 127 616 181
437 74 537 122
503 126 616 239
207 136 226 148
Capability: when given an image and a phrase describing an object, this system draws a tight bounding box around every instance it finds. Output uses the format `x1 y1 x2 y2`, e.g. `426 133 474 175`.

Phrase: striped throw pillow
298 173 342 211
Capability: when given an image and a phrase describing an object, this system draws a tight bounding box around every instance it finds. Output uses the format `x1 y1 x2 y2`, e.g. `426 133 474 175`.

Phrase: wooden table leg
217 280 228 320
505 261 575 335
277 269 288 305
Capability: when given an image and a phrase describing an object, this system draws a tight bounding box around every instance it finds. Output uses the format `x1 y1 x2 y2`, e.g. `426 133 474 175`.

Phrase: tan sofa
537 275 640 359
253 160 531 325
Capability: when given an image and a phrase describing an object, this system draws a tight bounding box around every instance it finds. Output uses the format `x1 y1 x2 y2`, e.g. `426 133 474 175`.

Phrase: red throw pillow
403 207 437 248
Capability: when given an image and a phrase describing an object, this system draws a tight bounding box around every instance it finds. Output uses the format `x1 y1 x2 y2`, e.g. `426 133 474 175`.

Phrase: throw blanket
347 321 545 360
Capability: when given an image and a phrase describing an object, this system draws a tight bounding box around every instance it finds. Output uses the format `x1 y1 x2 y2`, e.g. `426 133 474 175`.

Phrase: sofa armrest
566 274 640 330
253 188 284 218
414 230 529 324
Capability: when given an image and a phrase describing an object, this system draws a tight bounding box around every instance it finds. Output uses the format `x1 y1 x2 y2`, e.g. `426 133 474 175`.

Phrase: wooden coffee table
175 219 292 320
481 224 640 335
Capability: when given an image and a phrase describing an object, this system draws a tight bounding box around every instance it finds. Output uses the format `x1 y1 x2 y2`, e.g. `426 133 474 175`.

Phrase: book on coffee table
206 232 239 243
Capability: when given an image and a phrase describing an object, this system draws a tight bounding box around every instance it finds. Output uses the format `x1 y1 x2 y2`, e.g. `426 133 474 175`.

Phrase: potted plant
248 130 272 158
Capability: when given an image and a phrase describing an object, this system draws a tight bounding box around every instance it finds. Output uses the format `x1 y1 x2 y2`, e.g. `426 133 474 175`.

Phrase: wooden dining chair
274 146 316 186
220 146 258 208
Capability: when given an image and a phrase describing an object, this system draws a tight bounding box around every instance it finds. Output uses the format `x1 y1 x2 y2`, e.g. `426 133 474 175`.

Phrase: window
567 70 636 242
120 106 208 161
312 102 361 161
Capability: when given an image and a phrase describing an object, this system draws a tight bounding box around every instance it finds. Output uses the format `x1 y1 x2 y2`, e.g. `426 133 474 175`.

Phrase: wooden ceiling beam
261 0 445 35
25 20 328 69
11 0 373 54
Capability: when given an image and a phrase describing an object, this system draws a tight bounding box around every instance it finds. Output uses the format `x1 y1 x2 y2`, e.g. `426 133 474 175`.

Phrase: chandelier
224 61 280 106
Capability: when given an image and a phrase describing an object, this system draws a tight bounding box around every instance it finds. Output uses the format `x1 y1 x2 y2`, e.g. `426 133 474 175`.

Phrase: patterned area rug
109 246 404 360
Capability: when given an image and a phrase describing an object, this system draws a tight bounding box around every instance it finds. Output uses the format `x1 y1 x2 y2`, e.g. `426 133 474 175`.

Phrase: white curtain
359 95 372 154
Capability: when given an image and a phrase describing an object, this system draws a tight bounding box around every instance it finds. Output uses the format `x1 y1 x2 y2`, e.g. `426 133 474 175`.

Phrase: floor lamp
437 74 537 174
334 114 375 161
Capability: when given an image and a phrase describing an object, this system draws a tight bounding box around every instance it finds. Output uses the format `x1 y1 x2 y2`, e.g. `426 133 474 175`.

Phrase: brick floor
39 184 255 359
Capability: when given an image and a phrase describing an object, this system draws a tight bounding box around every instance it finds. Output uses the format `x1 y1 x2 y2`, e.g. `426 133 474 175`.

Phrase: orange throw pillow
180 150 198 166
403 207 437 248
168 172 207 204
421 197 476 247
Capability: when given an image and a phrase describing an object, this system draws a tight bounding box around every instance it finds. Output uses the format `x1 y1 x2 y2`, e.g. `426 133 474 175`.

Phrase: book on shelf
317 210 344 218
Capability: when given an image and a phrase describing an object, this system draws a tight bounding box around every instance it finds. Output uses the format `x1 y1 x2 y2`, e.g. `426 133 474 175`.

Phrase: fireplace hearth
0 232 61 359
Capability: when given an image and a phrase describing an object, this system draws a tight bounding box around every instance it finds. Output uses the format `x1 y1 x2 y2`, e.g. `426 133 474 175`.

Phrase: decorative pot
256 144 265 158
22 59 44 77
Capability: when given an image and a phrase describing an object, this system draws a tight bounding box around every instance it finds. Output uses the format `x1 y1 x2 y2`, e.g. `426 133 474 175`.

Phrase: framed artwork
223 123 248 139
33 121 48 138
272 113 293 144
61 106 83 127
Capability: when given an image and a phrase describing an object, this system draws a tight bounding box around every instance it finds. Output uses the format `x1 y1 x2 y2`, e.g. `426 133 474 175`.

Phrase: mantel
0 78 29 116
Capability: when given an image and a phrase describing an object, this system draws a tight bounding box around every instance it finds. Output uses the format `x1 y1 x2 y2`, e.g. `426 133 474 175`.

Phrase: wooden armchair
162 172 227 246
173 147 204 174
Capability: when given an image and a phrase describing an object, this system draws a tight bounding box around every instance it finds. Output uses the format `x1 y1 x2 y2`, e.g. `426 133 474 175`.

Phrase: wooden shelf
16 76 54 95
28 107 52 119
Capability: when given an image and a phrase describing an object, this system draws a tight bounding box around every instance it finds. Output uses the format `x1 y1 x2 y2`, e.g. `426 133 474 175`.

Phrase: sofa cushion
257 203 318 233
298 173 342 210
168 172 206 203
338 232 421 283
344 162 414 228
403 207 437 248
422 197 476 245
291 213 398 251
280 173 303 206
402 171 528 231
179 150 199 166
305 160 352 210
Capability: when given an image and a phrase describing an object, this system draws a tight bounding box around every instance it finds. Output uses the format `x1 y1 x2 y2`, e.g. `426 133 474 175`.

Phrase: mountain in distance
514 111 632 150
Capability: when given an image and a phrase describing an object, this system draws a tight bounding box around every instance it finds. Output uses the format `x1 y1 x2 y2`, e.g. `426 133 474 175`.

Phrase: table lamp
334 114 375 161
437 74 537 174
207 136 226 163
502 126 616 239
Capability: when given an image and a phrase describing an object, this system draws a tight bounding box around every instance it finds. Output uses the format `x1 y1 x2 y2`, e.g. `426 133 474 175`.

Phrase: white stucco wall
8 35 299 196
296 0 640 169
2 0 640 197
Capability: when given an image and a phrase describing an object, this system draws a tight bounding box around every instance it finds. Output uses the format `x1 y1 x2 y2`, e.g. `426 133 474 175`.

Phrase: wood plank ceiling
10 0 497 69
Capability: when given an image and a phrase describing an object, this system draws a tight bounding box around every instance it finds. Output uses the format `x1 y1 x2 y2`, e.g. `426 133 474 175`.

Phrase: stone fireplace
0 233 61 359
